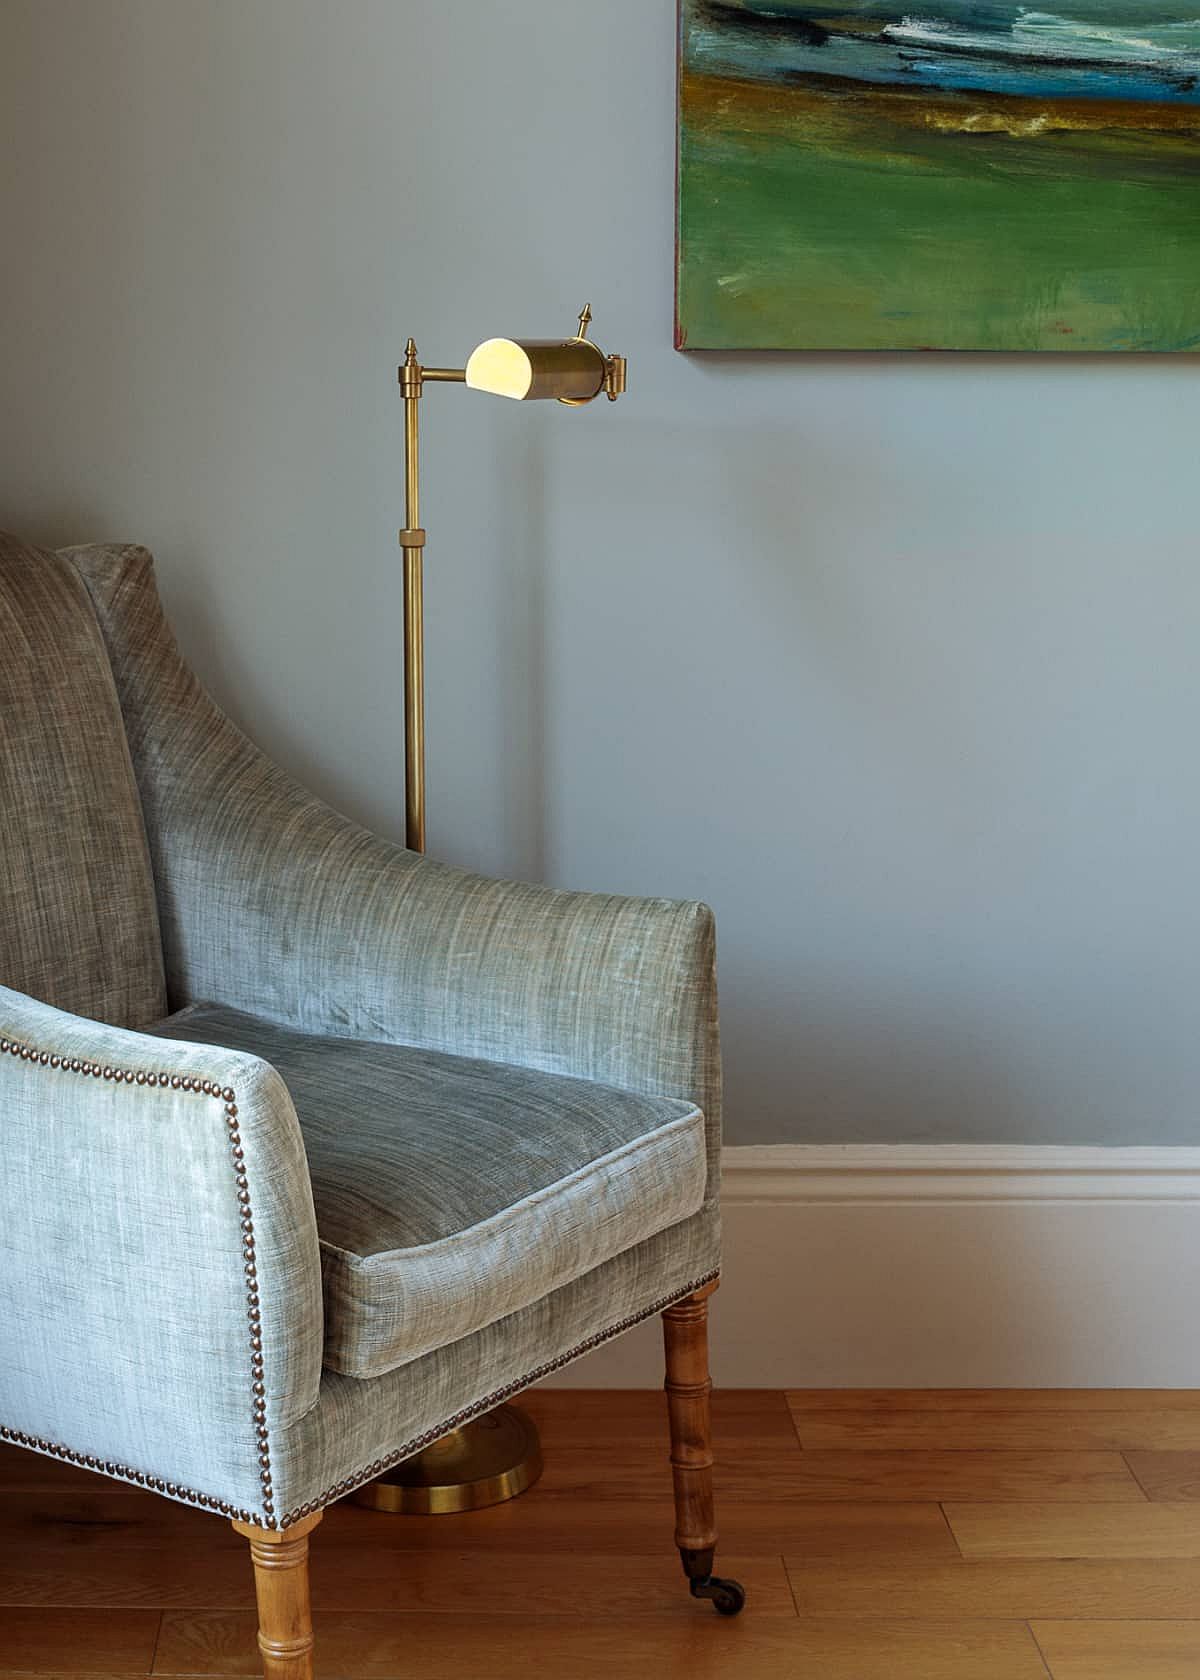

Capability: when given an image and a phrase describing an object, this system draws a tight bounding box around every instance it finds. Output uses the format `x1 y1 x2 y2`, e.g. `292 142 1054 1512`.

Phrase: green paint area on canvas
677 2 1200 351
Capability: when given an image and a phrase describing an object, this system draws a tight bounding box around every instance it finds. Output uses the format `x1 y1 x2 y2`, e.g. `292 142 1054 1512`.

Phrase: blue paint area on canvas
690 3 1200 103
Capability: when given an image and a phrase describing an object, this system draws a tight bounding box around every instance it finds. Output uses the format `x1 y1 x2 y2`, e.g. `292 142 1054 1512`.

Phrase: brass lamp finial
463 308 625 405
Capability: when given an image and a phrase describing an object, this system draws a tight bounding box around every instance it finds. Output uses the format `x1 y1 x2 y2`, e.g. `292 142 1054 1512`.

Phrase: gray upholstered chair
0 531 743 1678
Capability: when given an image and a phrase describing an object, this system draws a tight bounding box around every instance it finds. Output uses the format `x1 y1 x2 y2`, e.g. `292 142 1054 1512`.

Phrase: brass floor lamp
355 308 627 1516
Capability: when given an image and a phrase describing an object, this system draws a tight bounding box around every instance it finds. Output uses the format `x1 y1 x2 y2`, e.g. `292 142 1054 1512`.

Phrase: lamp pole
397 310 624 856
398 342 464 854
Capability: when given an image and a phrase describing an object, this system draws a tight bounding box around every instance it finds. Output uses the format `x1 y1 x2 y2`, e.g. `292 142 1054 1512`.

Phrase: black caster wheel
690 1574 747 1617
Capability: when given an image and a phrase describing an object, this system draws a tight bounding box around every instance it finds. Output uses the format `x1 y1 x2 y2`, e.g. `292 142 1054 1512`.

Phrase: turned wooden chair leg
662 1281 746 1616
233 1511 322 1680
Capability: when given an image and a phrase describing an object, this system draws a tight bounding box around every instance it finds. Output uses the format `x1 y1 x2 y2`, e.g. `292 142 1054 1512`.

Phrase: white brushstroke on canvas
882 11 1200 72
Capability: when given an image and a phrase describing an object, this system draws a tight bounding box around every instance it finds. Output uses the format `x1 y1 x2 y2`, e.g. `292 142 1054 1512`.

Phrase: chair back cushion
0 533 166 1026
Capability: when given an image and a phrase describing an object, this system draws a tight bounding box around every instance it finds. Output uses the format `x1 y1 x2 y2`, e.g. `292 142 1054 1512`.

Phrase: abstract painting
677 1 1200 350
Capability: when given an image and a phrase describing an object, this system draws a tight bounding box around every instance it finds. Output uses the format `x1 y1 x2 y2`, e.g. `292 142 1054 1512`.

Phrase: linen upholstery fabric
0 534 165 1027
151 1003 709 1378
0 536 723 1530
270 1207 720 1519
62 543 722 1198
0 985 322 1518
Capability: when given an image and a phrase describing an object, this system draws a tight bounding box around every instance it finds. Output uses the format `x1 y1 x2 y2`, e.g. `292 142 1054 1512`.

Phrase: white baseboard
544 1145 1200 1389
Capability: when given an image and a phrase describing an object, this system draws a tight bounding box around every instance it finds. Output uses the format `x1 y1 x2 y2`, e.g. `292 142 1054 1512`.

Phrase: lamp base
352 1404 543 1514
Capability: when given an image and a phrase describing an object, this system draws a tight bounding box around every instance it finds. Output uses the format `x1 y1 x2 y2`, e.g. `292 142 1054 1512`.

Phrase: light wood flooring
3 1388 1200 1677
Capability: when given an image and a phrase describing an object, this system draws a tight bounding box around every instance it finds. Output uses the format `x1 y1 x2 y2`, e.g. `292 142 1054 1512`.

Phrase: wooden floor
3 1389 1200 1678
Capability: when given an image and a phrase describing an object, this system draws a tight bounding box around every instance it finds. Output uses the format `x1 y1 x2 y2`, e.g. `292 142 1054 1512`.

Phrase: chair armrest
0 985 322 1526
67 543 722 1181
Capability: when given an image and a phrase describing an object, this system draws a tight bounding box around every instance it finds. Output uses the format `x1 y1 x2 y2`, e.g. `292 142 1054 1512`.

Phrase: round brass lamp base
352 1404 543 1515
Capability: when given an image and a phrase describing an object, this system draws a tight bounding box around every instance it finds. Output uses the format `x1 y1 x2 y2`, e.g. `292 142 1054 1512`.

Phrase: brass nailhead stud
9 1059 269 1521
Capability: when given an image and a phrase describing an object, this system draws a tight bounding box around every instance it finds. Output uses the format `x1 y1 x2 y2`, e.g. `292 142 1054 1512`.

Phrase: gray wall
3 0 1199 1146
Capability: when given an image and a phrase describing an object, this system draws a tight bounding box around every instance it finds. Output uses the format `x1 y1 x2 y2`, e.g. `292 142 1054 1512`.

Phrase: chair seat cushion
151 1004 707 1379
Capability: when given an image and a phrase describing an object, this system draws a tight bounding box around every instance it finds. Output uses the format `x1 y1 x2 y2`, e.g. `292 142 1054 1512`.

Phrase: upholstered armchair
0 531 743 1678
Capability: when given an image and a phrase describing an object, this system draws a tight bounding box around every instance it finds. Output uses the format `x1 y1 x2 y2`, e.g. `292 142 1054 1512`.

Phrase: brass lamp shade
465 335 609 403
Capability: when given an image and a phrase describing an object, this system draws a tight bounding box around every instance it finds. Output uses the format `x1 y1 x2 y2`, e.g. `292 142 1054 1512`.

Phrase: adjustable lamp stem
399 342 426 853
397 308 624 859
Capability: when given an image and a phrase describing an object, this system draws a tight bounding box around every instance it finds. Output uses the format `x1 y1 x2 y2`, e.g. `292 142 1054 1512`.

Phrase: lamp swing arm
397 307 626 857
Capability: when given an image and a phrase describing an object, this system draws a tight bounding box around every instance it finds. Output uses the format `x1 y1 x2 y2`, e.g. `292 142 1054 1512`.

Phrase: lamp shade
465 336 608 403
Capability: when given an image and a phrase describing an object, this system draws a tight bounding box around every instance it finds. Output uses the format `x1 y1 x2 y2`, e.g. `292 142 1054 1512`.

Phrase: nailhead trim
0 1033 277 1528
276 1268 721 1527
0 1032 718 1534
0 1424 259 1525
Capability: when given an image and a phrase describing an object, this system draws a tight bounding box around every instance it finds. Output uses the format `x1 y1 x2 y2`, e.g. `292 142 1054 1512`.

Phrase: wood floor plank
153 1611 1049 1679
945 1502 1200 1559
0 1544 794 1616
320 1496 961 1558
787 1391 1200 1413
790 1411 1200 1452
784 1556 1200 1619
762 1451 1144 1503
0 1608 159 1674
522 1388 801 1500
524 1422 801 1502
531 1447 799 1503
1032 1620 1200 1680
0 1446 112 1492
0 1490 235 1553
526 1387 799 1439
1125 1452 1200 1501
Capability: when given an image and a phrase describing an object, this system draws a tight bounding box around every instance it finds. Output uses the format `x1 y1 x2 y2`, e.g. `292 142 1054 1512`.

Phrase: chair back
0 533 166 1026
